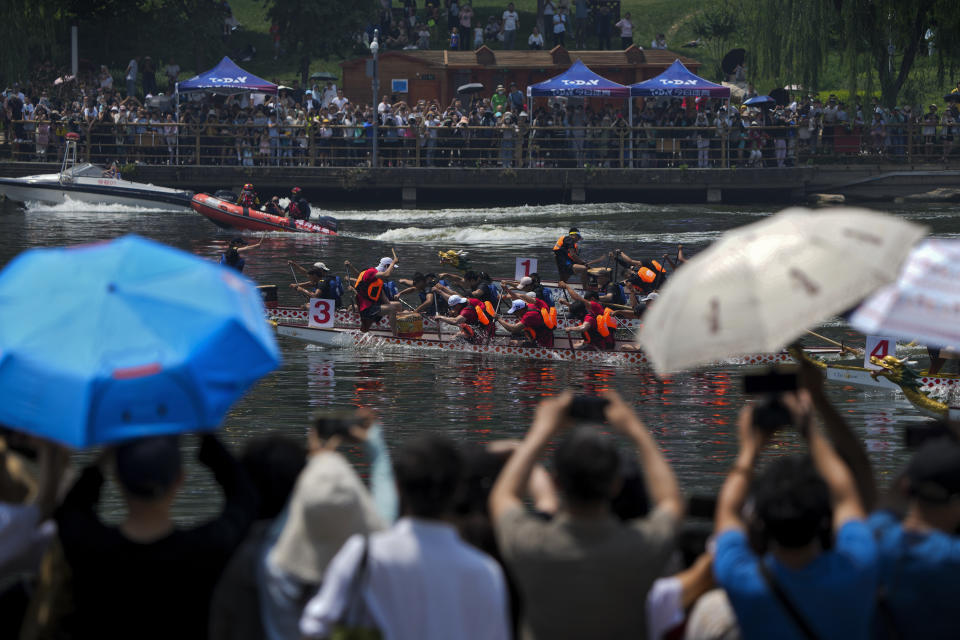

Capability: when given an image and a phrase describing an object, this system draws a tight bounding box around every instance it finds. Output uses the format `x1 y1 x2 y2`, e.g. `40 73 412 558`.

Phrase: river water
1 198 957 520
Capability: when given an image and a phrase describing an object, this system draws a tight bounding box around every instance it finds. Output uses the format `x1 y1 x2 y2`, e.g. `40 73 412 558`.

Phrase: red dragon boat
190 193 337 235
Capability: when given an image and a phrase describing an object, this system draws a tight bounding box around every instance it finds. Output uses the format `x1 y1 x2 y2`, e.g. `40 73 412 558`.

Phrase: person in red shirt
566 300 616 351
434 294 494 344
351 255 402 334
497 299 555 348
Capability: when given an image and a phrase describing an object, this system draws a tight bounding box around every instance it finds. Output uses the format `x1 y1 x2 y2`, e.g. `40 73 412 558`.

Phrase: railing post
85 124 92 162
194 125 200 165
415 130 421 167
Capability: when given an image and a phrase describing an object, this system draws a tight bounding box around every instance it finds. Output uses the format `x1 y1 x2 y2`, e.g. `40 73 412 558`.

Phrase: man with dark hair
54 434 257 640
489 390 683 639
300 434 510 640
867 433 960 639
713 392 878 640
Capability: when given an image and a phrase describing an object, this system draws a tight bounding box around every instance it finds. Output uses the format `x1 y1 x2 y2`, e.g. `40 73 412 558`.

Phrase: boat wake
23 198 183 214
348 225 724 246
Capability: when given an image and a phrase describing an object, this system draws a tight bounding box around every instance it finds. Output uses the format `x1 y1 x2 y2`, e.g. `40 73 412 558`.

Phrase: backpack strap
757 560 820 640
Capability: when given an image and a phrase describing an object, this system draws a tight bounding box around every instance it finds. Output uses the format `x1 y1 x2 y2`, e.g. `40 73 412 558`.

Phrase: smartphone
743 369 799 394
568 395 610 422
311 410 362 439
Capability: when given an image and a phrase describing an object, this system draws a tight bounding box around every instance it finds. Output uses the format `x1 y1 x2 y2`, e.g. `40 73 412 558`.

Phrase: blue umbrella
743 95 775 106
0 235 280 448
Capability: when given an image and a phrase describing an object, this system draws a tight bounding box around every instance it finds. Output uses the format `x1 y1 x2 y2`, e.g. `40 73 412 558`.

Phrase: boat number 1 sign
515 258 537 281
308 299 335 328
864 335 897 370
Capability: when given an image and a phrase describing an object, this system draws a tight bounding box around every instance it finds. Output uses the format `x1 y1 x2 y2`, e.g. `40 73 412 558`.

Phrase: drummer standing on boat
553 228 605 282
353 255 402 335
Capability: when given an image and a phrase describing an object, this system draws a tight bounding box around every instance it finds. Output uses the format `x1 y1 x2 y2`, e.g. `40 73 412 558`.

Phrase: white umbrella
850 238 960 347
638 207 926 374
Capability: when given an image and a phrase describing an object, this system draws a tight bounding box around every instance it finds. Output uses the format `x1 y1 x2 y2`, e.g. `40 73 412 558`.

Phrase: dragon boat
276 322 845 367
793 348 959 419
266 305 641 331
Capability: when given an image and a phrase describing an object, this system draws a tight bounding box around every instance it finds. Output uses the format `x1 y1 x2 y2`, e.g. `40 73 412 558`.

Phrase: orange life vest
637 267 657 284
650 260 665 273
472 298 492 325
355 269 383 302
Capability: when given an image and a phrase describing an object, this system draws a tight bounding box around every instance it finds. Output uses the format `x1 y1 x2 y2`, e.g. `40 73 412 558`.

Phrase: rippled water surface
2 197 957 520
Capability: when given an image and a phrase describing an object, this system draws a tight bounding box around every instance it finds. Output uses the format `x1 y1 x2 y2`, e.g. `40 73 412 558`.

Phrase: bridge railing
1 120 957 168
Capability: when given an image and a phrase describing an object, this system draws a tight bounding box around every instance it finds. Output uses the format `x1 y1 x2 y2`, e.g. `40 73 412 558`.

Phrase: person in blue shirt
868 434 960 640
219 236 262 273
713 391 878 640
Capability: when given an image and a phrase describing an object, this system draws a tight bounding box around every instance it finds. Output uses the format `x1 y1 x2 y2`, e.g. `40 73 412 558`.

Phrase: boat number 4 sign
864 335 897 370
515 257 537 281
308 298 335 328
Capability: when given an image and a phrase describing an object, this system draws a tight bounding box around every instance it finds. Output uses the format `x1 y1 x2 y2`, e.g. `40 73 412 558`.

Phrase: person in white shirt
528 25 544 49
552 8 567 47
300 435 510 640
321 82 338 108
502 3 519 50
615 12 633 48
651 33 667 49
163 60 180 90
331 90 349 111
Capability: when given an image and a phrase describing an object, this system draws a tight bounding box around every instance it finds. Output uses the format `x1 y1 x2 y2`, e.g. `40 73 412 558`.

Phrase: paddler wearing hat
501 274 554 308
496 298 555 348
433 293 496 344
586 267 628 307
352 253 403 334
552 228 606 283
288 261 344 308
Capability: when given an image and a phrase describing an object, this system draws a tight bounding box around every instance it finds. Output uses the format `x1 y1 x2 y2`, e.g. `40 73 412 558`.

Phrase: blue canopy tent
629 60 731 99
176 56 278 96
527 59 630 98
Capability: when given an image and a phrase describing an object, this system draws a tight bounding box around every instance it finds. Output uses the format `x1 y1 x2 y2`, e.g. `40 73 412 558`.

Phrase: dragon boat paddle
803 329 863 356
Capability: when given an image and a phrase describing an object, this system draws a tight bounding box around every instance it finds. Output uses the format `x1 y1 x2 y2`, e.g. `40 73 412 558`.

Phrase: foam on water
347 224 724 246
23 198 182 214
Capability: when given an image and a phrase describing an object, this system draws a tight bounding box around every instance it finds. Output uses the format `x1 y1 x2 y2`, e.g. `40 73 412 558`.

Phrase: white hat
519 276 534 287
448 295 468 306
509 299 527 314
268 452 384 583
377 257 393 272
312 261 329 271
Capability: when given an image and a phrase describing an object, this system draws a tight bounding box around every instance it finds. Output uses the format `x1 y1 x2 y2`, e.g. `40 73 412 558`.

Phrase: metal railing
2 120 958 167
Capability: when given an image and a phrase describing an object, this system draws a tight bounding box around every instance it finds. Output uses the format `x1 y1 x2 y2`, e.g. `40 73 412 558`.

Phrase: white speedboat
0 133 192 211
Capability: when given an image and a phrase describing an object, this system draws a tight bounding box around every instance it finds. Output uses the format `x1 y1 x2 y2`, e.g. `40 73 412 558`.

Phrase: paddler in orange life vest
552 228 607 282
433 293 497 344
567 300 617 351
496 298 556 348
353 255 403 335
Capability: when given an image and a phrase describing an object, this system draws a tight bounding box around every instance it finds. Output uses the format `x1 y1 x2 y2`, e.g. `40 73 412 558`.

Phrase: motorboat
191 193 338 235
0 133 193 211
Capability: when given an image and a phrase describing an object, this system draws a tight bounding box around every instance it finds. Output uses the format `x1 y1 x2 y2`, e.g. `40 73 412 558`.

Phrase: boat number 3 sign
864 335 897 370
515 257 537 281
308 299 335 328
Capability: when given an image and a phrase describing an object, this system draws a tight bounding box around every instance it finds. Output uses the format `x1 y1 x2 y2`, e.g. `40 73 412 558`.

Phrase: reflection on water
1 199 954 521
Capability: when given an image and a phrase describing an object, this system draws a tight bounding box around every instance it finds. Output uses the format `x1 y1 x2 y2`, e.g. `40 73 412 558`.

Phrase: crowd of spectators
4 359 960 640
4 53 960 169
375 0 669 53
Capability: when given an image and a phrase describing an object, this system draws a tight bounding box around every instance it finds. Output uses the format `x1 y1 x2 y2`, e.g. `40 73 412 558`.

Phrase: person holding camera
712 391 878 640
489 390 683 639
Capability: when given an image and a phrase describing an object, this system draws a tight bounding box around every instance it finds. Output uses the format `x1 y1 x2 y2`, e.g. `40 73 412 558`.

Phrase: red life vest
355 269 382 307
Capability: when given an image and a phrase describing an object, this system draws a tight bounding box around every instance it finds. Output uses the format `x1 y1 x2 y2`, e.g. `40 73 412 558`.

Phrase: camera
311 409 363 440
743 368 798 433
568 394 609 422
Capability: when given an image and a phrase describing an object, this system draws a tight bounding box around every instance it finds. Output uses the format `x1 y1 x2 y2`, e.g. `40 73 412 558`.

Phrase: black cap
907 436 960 503
230 236 246 247
114 435 182 499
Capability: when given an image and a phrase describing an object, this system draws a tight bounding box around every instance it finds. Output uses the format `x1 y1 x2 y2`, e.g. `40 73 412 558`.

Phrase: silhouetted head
394 434 463 519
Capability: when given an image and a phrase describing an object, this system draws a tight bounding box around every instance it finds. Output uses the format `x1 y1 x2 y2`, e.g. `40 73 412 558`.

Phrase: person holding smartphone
489 390 683 639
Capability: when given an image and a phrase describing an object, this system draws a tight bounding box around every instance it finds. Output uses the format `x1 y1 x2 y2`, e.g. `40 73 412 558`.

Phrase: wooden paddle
804 329 863 356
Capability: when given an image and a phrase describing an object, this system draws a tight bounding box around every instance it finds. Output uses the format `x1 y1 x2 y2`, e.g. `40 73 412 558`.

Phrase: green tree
692 2 741 81
264 0 374 85
0 0 68 85
747 0 960 106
